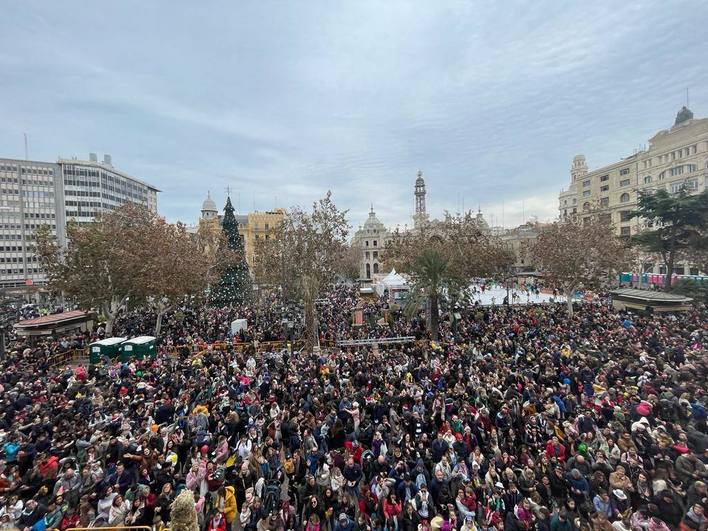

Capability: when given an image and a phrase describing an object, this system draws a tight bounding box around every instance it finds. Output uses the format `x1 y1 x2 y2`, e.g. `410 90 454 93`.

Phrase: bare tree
253 192 349 349
530 214 628 315
35 203 157 335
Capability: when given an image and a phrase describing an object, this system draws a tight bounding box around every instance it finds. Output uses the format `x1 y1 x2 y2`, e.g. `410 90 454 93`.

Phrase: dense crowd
0 290 706 531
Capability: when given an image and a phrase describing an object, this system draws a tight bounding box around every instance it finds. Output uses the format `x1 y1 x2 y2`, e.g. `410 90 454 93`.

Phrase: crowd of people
0 288 706 531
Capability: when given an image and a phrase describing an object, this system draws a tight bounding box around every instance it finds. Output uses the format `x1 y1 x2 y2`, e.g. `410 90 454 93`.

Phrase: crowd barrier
67 527 157 531
48 348 89 368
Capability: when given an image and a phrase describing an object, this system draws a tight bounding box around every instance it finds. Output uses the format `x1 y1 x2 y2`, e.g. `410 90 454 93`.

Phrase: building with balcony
558 106 707 275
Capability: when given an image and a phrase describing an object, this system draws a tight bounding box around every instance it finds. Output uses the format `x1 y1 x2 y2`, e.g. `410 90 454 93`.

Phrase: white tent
231 319 248 335
375 269 409 297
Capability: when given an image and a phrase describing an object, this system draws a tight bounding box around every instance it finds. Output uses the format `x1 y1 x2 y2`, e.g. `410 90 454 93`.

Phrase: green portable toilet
89 337 127 364
121 336 157 361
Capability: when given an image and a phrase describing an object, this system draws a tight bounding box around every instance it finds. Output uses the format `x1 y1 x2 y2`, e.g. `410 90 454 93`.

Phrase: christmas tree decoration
210 197 251 307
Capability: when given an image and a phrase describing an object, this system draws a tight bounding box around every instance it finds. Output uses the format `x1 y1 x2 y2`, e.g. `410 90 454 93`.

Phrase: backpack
261 480 281 515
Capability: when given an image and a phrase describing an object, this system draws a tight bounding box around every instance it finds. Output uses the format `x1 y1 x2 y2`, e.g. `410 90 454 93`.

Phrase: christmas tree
210 197 251 307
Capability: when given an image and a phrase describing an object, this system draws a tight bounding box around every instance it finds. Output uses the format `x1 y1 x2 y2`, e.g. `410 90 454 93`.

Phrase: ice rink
468 285 567 306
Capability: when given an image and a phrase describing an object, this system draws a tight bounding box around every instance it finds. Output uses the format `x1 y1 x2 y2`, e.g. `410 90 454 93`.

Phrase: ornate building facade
194 193 284 270
558 106 707 275
351 207 391 280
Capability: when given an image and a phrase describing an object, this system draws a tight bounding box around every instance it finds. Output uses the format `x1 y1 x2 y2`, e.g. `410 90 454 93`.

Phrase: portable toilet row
88 336 157 364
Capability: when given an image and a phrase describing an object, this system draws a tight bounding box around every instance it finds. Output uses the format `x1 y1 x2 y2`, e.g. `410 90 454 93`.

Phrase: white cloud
0 0 707 229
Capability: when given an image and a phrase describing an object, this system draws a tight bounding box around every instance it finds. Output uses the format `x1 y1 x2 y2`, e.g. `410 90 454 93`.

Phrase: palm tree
407 248 449 341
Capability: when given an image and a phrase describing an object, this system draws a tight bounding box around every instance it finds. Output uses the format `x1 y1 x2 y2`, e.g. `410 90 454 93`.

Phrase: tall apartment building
559 106 707 275
0 154 159 294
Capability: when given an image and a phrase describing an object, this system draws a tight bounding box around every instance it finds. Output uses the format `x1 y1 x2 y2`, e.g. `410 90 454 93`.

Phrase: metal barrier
67 527 156 531
337 336 416 347
48 348 89 368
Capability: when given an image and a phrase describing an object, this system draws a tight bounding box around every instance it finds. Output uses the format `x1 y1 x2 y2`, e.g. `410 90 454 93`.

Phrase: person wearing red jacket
207 511 227 531
545 437 566 462
383 493 403 530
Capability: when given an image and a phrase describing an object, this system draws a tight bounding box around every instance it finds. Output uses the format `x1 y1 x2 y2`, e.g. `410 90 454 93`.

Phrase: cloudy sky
2 1 707 232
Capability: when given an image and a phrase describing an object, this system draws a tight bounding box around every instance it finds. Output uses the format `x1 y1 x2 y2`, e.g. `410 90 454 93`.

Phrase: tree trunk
103 295 127 336
304 295 316 352
429 291 439 341
564 286 575 317
665 254 675 290
154 301 172 337
105 311 116 336
155 310 165 337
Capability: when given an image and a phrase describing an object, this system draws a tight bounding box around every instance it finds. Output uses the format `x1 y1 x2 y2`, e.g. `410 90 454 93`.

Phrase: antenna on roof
686 87 690 107
23 133 28 160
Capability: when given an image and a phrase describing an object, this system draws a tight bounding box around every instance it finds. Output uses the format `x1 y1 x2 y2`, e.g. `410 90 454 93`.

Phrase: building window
582 180 591 187
619 178 630 187
600 197 609 207
582 190 591 197
689 267 699 276
620 226 631 236
619 168 630 176
373 251 378 258
619 210 632 222
670 179 698 194
673 266 685 275
365 241 369 247
373 240 377 247
619 193 630 203
365 251 370 259
373 263 379 274
582 202 590 211
643 175 652 184
600 185 609 192
600 175 609 182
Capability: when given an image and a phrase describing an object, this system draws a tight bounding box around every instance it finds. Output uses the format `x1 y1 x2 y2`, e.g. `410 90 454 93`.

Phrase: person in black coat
17 499 47 530
652 490 684 529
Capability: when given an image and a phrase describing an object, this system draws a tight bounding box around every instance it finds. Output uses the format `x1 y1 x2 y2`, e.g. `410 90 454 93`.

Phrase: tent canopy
376 269 409 296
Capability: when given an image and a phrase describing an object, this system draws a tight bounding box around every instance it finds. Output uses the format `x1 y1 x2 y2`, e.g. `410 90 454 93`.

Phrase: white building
0 154 159 293
351 206 391 280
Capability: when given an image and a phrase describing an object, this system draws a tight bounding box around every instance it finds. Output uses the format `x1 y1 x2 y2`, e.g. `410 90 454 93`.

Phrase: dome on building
201 192 218 213
362 206 386 232
475 209 490 231
674 106 694 126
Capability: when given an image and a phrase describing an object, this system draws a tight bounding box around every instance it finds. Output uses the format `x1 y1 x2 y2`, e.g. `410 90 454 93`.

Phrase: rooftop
610 288 693 302
14 310 93 329
57 158 161 192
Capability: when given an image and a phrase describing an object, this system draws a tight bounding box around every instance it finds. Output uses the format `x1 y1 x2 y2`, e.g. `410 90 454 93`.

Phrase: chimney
103 154 112 166
89 153 98 162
